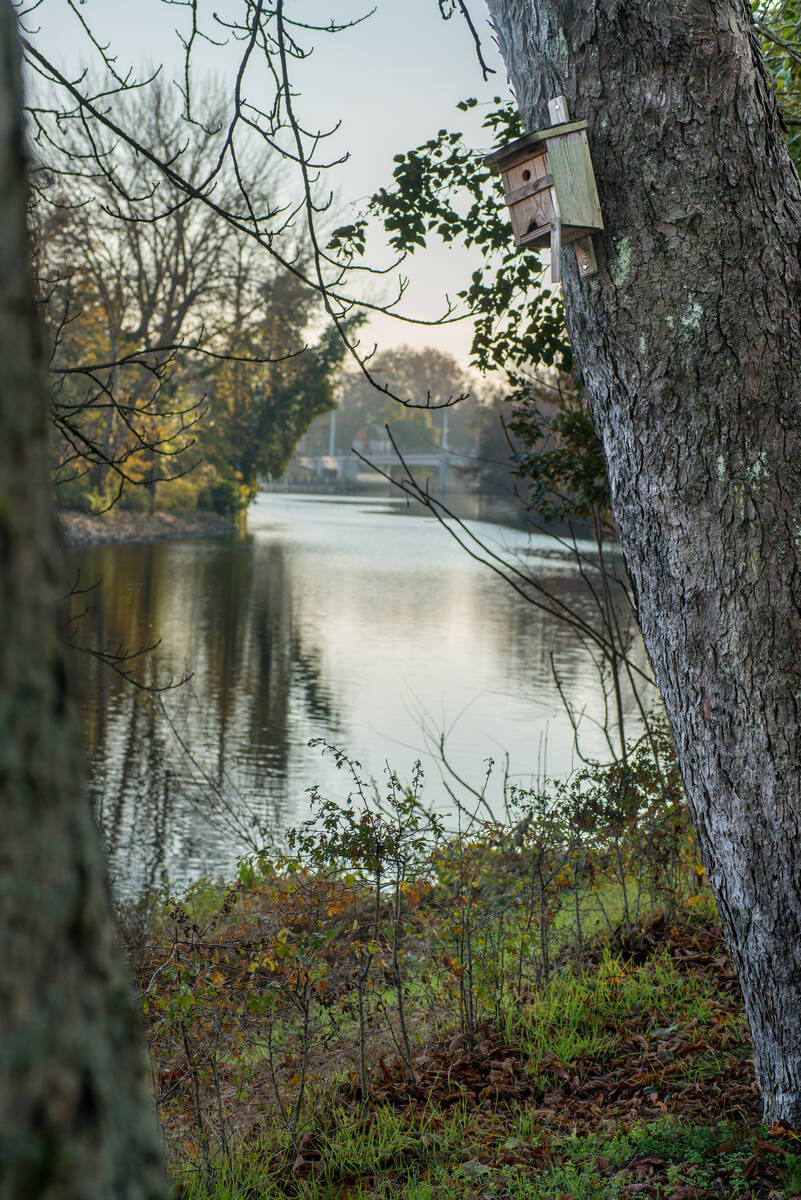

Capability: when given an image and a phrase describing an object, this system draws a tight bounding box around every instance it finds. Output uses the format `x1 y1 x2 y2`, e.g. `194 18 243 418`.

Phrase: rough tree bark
0 4 167 1195
485 0 801 1123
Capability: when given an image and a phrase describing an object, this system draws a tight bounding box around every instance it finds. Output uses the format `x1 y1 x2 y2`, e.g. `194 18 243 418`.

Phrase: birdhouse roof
484 120 588 173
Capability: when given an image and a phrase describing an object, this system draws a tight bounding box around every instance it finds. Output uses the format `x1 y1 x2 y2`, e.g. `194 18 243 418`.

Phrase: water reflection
66 495 649 897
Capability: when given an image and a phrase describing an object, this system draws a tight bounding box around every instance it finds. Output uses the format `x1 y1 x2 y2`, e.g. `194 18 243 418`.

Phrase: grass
505 949 719 1068
120 767 786 1200
172 1111 801 1199
163 905 801 1200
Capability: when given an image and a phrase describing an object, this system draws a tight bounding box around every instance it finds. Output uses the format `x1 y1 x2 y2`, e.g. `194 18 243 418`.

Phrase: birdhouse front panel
499 149 554 245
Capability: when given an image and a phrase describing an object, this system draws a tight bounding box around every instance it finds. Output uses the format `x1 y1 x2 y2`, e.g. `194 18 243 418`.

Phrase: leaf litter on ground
171 910 801 1198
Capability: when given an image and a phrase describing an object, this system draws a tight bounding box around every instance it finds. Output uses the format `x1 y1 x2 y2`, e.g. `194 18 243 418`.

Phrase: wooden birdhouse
485 96 603 284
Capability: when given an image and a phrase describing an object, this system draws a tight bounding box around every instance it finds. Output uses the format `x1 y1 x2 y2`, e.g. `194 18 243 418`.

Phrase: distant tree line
32 82 348 517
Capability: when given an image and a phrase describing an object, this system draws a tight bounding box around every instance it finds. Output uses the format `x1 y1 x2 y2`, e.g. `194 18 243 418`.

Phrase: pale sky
25 0 512 368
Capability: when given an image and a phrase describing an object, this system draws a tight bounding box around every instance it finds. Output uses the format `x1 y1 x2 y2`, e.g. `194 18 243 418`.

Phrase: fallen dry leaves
174 913 801 1198
344 915 760 1135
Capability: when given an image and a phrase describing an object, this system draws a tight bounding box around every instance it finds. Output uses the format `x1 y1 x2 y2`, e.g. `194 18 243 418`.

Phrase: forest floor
134 891 801 1200
59 508 236 546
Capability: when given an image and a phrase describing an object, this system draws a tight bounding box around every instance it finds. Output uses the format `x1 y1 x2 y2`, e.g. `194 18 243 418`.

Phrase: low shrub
122 728 722 1195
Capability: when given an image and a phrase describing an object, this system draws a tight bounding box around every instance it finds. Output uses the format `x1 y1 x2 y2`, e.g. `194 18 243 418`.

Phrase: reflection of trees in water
291 634 338 725
89 668 175 895
67 537 336 896
65 520 648 898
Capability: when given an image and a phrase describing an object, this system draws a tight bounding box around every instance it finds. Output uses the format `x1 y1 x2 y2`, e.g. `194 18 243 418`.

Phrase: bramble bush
124 725 702 1178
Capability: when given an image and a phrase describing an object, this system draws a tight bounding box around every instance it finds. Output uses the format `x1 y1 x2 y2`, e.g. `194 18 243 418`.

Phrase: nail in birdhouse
484 96 603 284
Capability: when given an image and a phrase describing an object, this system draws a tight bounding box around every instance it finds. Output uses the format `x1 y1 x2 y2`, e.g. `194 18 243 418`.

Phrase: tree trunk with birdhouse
487 0 801 1125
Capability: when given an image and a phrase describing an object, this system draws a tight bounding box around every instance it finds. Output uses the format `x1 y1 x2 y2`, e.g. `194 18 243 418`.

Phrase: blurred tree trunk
486 0 801 1124
0 3 167 1194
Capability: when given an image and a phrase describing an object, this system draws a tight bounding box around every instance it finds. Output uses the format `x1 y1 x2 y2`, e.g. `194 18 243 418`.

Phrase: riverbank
59 508 236 547
128 863 790 1200
122 739 801 1199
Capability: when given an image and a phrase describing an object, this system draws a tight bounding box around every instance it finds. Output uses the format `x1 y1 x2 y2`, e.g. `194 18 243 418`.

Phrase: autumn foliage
121 732 733 1195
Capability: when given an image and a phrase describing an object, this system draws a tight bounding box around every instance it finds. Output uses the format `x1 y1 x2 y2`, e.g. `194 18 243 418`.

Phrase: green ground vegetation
119 730 801 1199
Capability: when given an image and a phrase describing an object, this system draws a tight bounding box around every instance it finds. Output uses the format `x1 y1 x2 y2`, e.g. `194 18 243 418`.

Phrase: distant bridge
292 405 477 492
296 443 458 490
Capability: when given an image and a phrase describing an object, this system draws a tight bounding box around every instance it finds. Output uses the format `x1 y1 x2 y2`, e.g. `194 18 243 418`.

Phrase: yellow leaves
769 1122 801 1141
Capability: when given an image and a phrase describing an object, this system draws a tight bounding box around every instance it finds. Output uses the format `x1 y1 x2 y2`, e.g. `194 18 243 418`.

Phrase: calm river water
67 493 645 897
